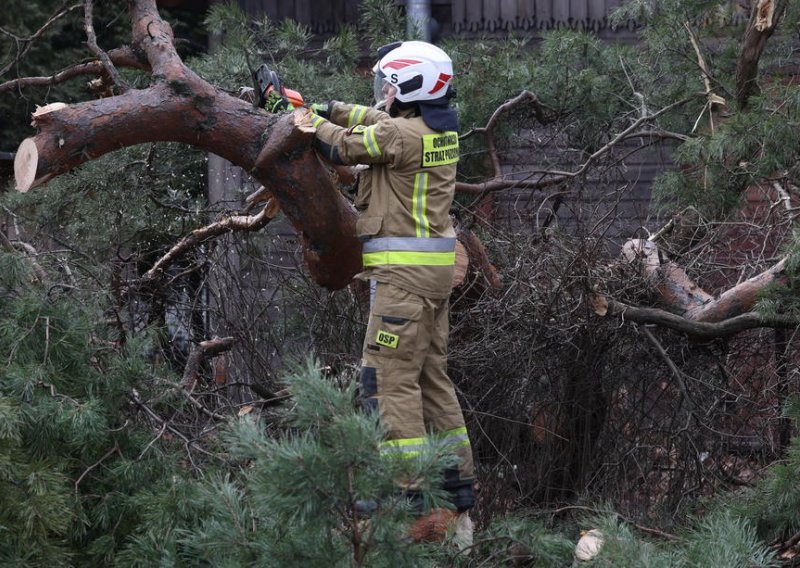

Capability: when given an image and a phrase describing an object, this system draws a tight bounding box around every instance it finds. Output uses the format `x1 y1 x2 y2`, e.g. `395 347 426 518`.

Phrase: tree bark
13 0 361 290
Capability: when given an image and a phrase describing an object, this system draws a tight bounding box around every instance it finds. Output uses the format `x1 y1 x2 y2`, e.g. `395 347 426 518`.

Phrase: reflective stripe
412 173 430 238
438 426 471 449
363 251 455 266
380 437 427 458
348 105 368 127
310 114 327 128
362 125 381 157
362 237 456 253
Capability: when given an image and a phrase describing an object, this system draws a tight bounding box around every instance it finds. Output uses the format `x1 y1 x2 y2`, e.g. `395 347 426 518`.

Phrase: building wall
490 129 676 244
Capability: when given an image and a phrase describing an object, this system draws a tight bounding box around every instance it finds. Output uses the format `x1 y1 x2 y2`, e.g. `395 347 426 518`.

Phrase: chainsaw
252 63 305 112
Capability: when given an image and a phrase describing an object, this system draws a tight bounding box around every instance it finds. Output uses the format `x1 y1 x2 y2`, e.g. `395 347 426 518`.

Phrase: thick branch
622 239 713 314
182 336 235 392
685 257 789 323
250 110 362 289
13 0 362 290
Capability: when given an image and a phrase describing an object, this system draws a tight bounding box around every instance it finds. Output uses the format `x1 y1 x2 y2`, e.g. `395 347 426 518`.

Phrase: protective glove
309 102 332 120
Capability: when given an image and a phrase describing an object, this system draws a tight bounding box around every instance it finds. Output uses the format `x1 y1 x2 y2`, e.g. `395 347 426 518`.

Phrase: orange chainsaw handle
282 87 304 108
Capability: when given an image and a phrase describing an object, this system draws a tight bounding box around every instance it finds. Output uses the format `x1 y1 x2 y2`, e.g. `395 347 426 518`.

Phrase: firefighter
309 41 476 530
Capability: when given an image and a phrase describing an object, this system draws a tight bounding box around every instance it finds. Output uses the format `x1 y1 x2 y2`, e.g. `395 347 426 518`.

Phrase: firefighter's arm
312 102 389 128
311 113 399 166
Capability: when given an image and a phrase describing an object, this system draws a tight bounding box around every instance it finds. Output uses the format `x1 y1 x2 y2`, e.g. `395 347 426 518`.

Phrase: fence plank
553 0 569 28
499 0 517 29
260 0 277 19
518 0 535 28
588 0 609 31
312 0 334 33
571 0 588 30
452 0 466 32
465 0 483 31
483 0 500 31
535 0 552 29
294 0 311 27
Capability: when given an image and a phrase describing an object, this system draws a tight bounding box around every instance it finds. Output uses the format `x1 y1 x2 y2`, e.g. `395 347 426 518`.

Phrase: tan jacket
313 103 459 299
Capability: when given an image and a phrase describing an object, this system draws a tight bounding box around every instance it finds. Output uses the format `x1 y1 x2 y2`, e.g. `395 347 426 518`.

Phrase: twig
75 441 120 491
642 326 696 413
129 388 192 447
470 90 547 178
183 390 228 421
0 232 48 284
544 505 680 541
454 94 700 196
545 94 702 179
83 0 129 92
137 421 168 461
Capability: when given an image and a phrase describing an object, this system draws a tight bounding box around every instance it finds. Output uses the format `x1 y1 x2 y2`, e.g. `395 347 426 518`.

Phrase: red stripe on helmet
383 58 423 70
428 73 452 95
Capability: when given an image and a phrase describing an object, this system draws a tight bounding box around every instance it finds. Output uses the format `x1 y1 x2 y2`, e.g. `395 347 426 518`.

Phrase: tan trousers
359 282 475 509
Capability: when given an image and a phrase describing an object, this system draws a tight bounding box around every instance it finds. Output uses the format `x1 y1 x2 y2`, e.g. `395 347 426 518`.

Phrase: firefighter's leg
358 283 428 486
419 297 476 511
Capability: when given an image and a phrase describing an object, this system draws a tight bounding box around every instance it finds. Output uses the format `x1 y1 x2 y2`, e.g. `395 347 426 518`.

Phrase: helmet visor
373 69 387 106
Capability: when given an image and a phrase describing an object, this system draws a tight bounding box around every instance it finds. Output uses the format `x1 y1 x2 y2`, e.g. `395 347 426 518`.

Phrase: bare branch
182 336 235 392
83 0 130 92
0 2 82 77
0 47 146 94
130 199 279 294
606 299 799 338
460 91 548 178
454 95 699 197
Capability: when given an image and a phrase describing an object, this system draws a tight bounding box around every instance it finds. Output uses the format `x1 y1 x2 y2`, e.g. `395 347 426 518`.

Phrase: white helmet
373 41 454 105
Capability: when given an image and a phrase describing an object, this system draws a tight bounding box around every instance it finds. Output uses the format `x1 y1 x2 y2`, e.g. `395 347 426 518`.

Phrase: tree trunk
735 0 790 109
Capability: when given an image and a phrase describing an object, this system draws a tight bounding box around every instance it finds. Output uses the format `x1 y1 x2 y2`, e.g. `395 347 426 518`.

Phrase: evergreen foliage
114 361 459 567
574 511 776 567
0 251 190 566
723 396 800 546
